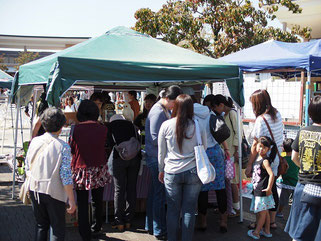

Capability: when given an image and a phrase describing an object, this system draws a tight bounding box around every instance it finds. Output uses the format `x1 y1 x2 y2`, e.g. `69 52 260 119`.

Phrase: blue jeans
164 167 202 241
145 156 167 236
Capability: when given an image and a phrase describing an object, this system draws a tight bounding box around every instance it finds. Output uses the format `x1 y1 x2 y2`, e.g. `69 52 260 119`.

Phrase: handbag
262 116 289 176
112 124 141 161
225 157 235 180
19 141 49 205
209 113 230 144
19 177 31 204
241 136 251 169
227 111 250 168
194 119 216 184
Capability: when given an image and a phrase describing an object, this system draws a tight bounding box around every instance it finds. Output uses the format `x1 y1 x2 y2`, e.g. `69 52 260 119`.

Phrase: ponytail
269 141 277 163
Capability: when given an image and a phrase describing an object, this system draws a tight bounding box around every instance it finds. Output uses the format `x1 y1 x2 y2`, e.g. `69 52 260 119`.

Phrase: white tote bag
194 119 216 184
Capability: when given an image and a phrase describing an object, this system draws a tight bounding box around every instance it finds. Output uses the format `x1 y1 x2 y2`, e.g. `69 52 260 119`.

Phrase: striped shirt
252 112 284 176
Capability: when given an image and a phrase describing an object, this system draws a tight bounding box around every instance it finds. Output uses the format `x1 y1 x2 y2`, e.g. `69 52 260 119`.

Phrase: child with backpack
247 136 276 239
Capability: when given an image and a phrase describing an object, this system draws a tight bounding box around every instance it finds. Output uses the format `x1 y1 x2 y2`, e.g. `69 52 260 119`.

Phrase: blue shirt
145 102 170 159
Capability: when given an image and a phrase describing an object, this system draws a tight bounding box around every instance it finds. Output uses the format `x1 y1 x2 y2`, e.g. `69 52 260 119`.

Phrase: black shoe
111 221 125 232
91 227 102 233
219 226 227 233
91 228 102 237
155 234 167 240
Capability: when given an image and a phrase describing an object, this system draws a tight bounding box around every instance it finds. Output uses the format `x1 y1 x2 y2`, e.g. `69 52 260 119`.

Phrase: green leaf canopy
15 27 244 106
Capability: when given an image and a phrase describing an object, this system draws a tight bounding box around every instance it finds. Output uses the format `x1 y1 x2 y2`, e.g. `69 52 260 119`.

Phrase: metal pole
11 103 15 144
299 71 305 126
305 71 311 126
237 107 243 222
19 106 24 146
1 97 9 154
12 97 20 199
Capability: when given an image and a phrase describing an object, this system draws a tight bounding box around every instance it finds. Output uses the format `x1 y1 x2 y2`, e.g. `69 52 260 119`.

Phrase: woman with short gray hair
26 107 76 241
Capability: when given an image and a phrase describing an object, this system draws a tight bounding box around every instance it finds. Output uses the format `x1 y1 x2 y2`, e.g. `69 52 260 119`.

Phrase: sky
0 0 166 37
0 0 281 37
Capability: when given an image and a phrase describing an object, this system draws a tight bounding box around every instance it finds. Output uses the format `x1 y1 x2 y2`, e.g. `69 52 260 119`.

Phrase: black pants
198 189 227 215
76 187 104 241
30 191 65 241
112 157 141 224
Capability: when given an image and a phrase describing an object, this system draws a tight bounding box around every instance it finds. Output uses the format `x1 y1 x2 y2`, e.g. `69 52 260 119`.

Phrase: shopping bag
19 177 31 205
194 119 216 184
225 157 235 180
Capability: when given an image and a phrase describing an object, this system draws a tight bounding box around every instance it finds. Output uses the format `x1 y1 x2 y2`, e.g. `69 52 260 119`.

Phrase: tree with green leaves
134 0 311 58
0 54 8 72
15 51 39 70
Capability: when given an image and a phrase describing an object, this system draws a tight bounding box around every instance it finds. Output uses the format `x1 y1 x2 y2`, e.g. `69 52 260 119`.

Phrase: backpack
112 125 141 161
209 113 230 144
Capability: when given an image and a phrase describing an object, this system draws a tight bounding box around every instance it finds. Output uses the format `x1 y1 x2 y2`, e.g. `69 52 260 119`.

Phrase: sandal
247 230 260 240
270 222 277 230
260 230 272 238
247 222 256 229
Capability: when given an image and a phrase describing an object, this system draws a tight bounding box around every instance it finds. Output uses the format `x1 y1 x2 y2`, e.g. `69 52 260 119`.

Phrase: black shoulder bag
209 113 230 144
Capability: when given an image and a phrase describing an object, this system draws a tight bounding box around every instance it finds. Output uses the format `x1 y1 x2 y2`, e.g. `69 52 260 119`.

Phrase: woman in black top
107 114 141 231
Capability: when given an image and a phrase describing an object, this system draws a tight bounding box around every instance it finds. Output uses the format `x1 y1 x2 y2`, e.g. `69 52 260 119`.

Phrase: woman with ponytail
158 94 206 241
247 136 276 239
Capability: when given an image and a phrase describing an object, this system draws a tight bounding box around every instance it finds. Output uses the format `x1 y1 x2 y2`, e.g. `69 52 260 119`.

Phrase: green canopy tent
11 26 246 221
0 69 13 89
13 26 244 107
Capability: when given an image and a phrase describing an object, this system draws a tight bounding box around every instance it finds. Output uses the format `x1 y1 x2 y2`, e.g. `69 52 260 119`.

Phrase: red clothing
69 121 108 169
129 99 140 119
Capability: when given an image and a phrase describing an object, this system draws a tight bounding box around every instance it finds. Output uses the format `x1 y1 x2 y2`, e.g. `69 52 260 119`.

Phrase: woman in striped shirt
245 89 284 230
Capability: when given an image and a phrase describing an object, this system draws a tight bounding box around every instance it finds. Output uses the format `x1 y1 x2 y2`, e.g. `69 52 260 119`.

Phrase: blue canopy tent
221 39 321 125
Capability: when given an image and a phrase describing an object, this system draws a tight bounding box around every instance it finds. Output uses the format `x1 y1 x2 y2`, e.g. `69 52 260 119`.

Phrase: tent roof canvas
220 39 321 74
0 69 13 89
15 26 244 106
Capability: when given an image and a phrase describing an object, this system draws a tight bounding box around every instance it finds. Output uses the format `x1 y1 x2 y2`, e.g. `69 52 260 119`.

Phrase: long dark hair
258 136 277 162
250 89 277 121
171 94 194 153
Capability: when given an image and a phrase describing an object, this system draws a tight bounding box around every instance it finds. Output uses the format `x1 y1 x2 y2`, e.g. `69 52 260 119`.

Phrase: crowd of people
22 85 321 241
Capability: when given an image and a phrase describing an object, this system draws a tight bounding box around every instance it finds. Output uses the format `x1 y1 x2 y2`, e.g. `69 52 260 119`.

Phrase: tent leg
299 71 305 126
1 97 9 154
11 103 15 144
305 71 311 126
19 106 24 146
237 107 243 223
12 97 20 199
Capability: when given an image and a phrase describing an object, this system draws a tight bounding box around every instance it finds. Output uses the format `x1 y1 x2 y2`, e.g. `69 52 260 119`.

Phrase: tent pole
305 71 311 126
237 107 243 222
19 106 24 146
12 96 20 199
299 71 305 126
11 102 15 144
1 96 9 154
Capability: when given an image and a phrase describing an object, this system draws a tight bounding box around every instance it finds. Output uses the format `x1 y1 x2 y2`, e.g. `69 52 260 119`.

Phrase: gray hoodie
193 103 217 148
